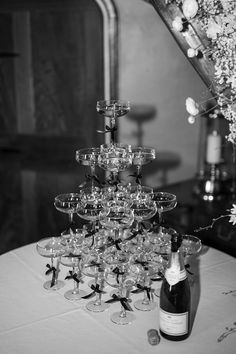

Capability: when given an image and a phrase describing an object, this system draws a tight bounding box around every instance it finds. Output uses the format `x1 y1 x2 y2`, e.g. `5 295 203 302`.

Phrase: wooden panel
0 0 105 157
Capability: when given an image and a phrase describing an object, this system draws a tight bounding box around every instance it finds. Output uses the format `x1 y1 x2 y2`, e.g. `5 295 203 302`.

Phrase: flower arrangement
167 0 236 144
162 0 236 231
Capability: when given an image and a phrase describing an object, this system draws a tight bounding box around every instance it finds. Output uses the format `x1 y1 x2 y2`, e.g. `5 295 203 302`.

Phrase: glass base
111 311 135 325
64 289 87 301
43 280 65 291
134 299 156 311
86 300 110 312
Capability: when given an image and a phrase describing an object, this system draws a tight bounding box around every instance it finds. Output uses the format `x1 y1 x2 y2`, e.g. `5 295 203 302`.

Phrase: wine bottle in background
159 233 191 341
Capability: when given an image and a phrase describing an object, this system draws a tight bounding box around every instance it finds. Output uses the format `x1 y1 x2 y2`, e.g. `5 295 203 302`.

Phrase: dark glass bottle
159 233 191 341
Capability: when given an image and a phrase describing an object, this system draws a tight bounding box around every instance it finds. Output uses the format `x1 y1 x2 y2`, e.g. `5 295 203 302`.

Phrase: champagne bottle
159 233 191 341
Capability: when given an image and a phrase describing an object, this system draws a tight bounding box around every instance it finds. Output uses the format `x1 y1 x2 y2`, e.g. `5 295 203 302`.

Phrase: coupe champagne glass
77 187 103 234
104 252 136 325
131 199 157 234
75 147 101 189
152 192 177 239
98 143 133 184
181 234 202 261
130 254 158 311
82 251 109 312
131 147 156 185
36 237 65 290
54 193 84 240
99 200 134 243
96 100 130 143
60 237 88 301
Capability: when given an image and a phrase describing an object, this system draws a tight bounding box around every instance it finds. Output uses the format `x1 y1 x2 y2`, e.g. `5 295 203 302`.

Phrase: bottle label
160 309 188 336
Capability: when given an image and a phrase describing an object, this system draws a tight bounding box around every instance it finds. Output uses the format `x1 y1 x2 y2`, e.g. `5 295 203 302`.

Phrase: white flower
172 16 183 32
228 204 236 225
185 97 199 116
230 204 236 215
206 18 222 39
229 214 236 225
182 0 199 20
187 115 196 124
187 48 199 58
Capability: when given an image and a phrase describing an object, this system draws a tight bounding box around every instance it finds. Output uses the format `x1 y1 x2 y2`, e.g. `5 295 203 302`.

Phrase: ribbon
105 294 133 311
84 260 103 273
96 125 117 134
185 264 194 275
81 284 104 299
129 172 142 185
84 229 96 238
125 230 139 241
134 259 149 269
45 263 57 287
105 177 121 187
106 236 122 250
112 267 125 283
65 270 81 284
131 284 152 300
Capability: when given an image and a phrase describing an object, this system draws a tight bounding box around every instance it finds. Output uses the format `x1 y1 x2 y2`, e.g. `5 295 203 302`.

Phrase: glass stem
119 304 127 318
72 267 79 294
111 117 116 143
55 257 60 284
119 283 126 318
94 292 102 306
137 166 142 187
142 275 150 305
68 213 74 232
90 165 96 189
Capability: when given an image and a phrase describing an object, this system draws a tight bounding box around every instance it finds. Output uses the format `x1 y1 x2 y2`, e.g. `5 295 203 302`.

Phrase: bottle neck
165 249 187 285
169 250 185 271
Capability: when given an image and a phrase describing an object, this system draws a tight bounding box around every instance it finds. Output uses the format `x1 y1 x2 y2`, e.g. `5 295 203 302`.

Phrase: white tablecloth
0 243 235 354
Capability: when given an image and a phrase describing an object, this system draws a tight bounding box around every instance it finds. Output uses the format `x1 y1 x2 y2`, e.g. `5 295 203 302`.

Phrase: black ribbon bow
65 270 81 284
78 173 101 189
129 172 142 185
112 267 125 283
134 259 149 270
84 229 96 238
81 284 104 299
105 294 133 311
131 283 152 300
45 263 57 288
106 236 122 250
97 125 117 134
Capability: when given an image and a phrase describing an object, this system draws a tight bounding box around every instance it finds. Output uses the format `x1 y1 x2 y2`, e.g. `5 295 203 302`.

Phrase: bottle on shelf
159 233 191 341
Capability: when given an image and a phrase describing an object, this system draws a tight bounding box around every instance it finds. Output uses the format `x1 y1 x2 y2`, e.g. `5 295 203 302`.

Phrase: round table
0 243 235 354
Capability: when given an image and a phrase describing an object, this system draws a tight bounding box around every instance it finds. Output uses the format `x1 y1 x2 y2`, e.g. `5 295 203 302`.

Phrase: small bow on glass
112 267 125 283
65 270 82 284
97 125 117 134
132 283 152 300
45 263 57 287
129 172 142 185
81 284 105 299
105 294 133 311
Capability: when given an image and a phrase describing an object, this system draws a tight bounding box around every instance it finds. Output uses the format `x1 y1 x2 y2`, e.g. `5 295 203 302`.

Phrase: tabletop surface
0 243 236 354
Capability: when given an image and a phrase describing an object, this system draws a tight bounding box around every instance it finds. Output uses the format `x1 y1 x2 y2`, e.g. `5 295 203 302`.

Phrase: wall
114 0 211 187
